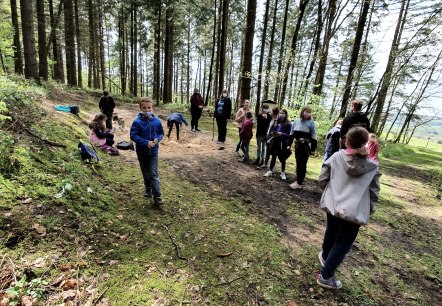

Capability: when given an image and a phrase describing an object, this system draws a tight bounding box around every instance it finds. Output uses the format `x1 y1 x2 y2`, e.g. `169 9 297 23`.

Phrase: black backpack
69 105 80 115
116 141 134 150
78 142 99 162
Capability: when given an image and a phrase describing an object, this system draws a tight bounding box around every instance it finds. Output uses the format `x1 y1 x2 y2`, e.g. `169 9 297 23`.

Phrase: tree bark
11 0 23 74
338 0 371 119
153 1 161 104
273 0 290 105
218 0 229 92
255 0 270 115
372 0 410 131
263 0 278 100
187 16 191 103
280 0 310 105
20 0 38 80
312 0 337 96
163 0 174 103
240 0 257 101
205 0 217 106
133 8 137 95
64 0 77 86
74 0 82 87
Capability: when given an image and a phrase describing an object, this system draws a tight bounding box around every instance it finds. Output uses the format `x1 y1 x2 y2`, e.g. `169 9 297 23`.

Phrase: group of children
88 93 381 291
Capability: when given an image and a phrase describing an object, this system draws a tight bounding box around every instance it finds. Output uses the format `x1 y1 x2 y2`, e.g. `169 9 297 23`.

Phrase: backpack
116 141 134 150
70 105 80 115
78 142 99 162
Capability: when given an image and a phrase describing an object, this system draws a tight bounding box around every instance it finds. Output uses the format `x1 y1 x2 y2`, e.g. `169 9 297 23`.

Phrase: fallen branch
24 127 66 148
214 275 243 287
162 224 187 261
92 286 109 306
216 252 233 258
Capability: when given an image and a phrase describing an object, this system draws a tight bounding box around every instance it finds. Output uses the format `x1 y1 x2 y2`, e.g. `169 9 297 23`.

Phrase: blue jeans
240 138 250 161
320 213 360 279
256 135 266 160
136 152 161 198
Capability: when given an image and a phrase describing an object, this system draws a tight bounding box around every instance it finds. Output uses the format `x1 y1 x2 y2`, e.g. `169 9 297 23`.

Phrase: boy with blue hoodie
130 97 164 206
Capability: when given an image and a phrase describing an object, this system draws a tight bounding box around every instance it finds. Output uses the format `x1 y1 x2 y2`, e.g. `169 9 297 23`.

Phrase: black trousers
216 116 227 142
295 142 310 184
103 111 113 129
191 110 202 130
167 121 180 140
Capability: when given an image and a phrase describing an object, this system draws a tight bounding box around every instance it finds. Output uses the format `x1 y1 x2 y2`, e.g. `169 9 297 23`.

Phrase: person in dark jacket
166 112 188 141
130 97 164 206
340 99 371 149
238 111 254 163
324 119 343 161
264 109 292 180
99 90 115 129
214 89 232 144
255 104 272 165
190 89 204 131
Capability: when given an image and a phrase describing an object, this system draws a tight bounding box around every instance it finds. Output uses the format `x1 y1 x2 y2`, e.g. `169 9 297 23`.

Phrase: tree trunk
255 0 270 115
280 0 310 105
299 0 323 103
372 0 410 131
273 0 290 104
20 0 38 79
263 0 278 100
218 0 229 92
98 1 106 90
213 0 222 98
36 0 48 80
74 0 82 87
118 8 126 95
64 0 77 86
312 0 336 96
163 0 174 103
154 1 161 104
187 16 191 103
88 0 96 88
205 0 217 106
133 8 137 95
11 0 23 74
240 0 257 101
338 0 371 118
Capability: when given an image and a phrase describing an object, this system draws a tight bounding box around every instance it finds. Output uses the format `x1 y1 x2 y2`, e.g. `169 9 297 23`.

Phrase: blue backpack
78 142 99 162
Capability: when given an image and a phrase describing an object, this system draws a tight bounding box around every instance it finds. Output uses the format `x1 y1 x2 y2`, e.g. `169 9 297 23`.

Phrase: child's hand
148 141 156 148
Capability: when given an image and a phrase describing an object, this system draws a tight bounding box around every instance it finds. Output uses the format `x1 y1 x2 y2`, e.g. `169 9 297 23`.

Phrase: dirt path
112 105 325 251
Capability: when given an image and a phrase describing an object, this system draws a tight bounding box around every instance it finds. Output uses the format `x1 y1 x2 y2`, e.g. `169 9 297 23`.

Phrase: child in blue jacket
130 97 164 206
166 112 188 140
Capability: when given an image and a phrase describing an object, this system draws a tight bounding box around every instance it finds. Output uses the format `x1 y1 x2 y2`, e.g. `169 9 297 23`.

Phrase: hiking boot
316 274 342 289
153 197 163 206
280 172 287 180
318 251 325 267
144 190 153 198
264 170 273 177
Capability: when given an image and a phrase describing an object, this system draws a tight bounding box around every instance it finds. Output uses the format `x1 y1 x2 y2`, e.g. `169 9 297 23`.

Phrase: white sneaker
264 170 273 177
280 172 286 180
191 129 196 132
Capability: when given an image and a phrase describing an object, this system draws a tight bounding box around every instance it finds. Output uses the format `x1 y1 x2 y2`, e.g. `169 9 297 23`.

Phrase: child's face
369 137 375 143
140 102 154 113
303 110 311 119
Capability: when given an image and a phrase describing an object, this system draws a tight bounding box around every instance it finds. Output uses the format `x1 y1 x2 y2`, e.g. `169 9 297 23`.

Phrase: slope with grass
0 77 441 305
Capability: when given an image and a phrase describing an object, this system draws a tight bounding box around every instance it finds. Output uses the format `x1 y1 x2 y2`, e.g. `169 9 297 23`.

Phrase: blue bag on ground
78 142 99 162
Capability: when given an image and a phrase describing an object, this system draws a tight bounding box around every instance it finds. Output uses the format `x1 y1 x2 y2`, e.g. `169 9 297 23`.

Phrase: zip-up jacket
130 113 164 155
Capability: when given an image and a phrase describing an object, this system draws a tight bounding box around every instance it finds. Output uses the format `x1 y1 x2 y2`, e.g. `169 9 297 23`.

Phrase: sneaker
316 274 342 289
234 151 241 156
257 163 266 169
280 172 286 180
153 197 163 206
238 158 248 163
318 251 325 267
264 170 273 177
195 128 201 131
191 129 196 132
289 182 303 190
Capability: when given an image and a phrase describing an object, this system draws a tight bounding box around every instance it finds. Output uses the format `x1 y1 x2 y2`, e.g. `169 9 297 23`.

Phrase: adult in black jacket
99 91 115 129
214 89 232 144
340 99 371 149
190 88 204 131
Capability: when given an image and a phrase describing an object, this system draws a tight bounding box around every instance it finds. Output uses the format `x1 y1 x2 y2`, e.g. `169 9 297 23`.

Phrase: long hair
346 126 369 157
220 89 229 98
280 109 289 126
299 105 312 120
89 113 107 133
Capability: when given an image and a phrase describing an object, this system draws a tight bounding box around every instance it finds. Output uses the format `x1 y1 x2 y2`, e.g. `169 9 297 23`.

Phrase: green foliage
162 102 190 113
380 141 415 159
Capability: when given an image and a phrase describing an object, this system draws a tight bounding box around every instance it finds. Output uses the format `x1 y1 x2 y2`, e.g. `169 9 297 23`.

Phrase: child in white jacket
316 126 381 289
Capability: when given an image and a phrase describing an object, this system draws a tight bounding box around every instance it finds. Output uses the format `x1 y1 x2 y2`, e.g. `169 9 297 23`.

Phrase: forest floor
1 87 441 305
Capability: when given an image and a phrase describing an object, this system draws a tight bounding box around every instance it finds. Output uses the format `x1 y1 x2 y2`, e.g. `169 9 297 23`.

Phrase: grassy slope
1 79 441 305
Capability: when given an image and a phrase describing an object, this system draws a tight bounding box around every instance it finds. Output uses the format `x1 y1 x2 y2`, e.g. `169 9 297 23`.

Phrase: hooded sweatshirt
130 113 164 155
319 149 381 225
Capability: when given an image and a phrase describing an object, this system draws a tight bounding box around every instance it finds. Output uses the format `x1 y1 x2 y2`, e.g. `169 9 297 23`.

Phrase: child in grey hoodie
316 126 381 289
